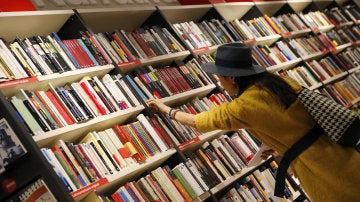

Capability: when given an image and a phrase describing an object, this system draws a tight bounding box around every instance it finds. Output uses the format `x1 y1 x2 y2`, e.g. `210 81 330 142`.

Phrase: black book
27 37 58 73
23 99 50 132
14 37 46 75
54 87 84 122
41 35 72 71
86 77 117 113
114 29 141 59
79 31 107 65
65 141 97 183
63 83 95 119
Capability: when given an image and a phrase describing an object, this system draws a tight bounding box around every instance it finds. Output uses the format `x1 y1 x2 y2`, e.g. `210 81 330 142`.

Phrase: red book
62 39 87 68
85 30 112 64
131 30 156 57
111 192 124 202
112 124 146 163
75 144 103 180
149 117 174 148
45 90 75 125
79 78 107 115
156 68 178 94
145 175 169 202
111 32 135 61
35 90 64 128
51 145 82 187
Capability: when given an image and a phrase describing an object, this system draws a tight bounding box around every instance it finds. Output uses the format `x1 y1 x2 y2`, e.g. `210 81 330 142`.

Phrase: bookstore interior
0 0 359 201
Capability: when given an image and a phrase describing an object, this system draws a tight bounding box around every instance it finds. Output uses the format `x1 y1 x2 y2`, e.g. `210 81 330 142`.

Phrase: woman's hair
234 71 298 109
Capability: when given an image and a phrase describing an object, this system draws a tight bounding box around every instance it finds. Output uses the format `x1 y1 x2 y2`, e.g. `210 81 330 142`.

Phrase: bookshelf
0 0 359 201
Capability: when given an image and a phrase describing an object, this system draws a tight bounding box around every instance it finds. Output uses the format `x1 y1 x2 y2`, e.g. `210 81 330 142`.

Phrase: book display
0 0 359 201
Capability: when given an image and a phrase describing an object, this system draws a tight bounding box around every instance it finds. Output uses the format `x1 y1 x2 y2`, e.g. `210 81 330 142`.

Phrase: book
18 178 57 202
0 118 27 173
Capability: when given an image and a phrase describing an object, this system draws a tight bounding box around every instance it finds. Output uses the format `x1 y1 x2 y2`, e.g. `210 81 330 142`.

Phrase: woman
147 43 360 201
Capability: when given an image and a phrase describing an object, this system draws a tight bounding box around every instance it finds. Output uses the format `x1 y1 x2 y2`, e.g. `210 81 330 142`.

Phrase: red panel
0 0 36 11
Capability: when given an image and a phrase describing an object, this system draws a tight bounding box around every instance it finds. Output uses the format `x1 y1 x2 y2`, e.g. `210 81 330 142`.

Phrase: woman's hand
261 149 279 160
146 99 171 115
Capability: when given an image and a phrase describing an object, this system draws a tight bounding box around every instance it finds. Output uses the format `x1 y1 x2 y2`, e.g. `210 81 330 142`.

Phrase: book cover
18 178 57 202
0 118 27 173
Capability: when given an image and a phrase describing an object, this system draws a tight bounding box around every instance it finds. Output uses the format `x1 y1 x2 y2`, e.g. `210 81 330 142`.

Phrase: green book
171 166 197 199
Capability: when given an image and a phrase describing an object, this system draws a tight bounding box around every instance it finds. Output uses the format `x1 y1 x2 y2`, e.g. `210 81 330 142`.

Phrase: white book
172 23 195 50
46 35 76 71
96 33 122 64
101 74 132 109
56 139 90 185
11 42 42 76
116 74 144 106
37 90 68 127
92 75 120 111
81 143 108 177
185 159 209 191
23 38 53 74
189 21 212 47
133 76 155 99
230 133 254 163
97 130 127 169
211 138 241 172
136 113 168 152
0 43 27 79
175 162 204 196
41 148 77 191
70 82 99 117
105 128 137 167
92 131 121 172
151 167 184 202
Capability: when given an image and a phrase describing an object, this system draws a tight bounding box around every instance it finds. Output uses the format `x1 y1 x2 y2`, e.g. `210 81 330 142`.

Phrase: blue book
118 189 131 202
77 38 99 66
50 32 81 69
125 185 140 202
125 75 148 101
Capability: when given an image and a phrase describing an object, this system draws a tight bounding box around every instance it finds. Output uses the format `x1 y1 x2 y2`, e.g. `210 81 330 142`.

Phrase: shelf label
193 47 209 53
178 137 200 150
118 60 141 68
71 178 108 198
0 77 39 89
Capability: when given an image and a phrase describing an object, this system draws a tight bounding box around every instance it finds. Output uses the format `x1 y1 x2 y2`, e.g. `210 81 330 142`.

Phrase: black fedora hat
201 43 266 77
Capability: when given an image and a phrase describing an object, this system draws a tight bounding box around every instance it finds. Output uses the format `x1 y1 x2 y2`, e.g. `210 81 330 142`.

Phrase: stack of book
337 26 360 43
40 114 172 193
299 10 333 29
96 26 186 65
337 46 360 70
342 5 360 23
305 56 347 82
251 41 298 68
220 161 298 202
325 7 352 25
229 15 281 41
324 29 352 47
288 36 326 58
126 62 213 101
278 65 321 89
172 19 236 50
9 73 141 135
0 32 112 83
271 13 309 33
155 93 230 146
320 75 360 107
184 129 261 186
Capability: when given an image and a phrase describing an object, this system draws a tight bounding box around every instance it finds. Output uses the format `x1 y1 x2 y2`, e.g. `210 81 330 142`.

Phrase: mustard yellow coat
195 79 360 202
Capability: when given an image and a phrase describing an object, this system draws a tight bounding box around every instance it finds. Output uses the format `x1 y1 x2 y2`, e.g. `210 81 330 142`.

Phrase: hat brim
201 62 266 77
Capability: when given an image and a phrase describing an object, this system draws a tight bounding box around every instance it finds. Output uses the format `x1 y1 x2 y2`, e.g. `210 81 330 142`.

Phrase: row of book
95 26 187 65
81 129 263 202
277 47 360 89
40 113 172 192
299 10 333 29
0 31 113 82
220 161 298 202
251 41 298 68
271 13 309 34
164 93 230 145
172 19 236 50
127 61 214 101
9 73 141 135
320 72 360 107
342 4 360 23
